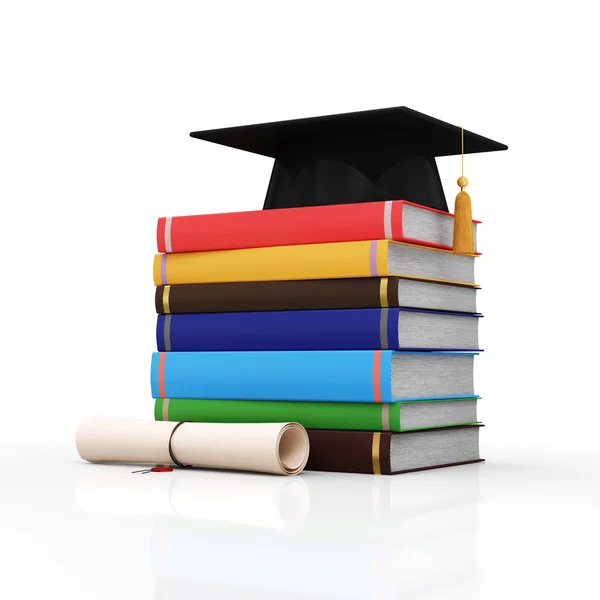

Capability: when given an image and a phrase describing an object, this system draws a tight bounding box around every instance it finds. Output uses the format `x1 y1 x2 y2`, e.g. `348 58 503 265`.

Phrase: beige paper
76 417 309 475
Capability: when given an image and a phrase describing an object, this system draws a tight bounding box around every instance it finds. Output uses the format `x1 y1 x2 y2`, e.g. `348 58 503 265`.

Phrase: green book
155 397 480 432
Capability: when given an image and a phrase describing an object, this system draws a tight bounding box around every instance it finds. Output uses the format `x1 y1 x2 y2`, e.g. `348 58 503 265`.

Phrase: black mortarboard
190 106 507 214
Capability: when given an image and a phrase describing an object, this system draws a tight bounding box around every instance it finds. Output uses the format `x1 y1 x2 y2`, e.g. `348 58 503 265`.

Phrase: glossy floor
2 443 598 600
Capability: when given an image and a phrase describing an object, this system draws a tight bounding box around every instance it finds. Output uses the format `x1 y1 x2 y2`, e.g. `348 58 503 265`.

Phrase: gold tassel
452 127 474 255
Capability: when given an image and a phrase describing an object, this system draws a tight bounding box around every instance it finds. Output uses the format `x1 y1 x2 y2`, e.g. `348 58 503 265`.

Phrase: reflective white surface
2 444 599 600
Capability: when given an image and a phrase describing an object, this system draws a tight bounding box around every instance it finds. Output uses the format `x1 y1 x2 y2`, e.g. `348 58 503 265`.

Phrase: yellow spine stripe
372 433 381 475
162 285 171 314
379 277 389 308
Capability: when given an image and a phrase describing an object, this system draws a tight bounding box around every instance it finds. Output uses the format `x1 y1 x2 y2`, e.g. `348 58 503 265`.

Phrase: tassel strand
452 126 475 255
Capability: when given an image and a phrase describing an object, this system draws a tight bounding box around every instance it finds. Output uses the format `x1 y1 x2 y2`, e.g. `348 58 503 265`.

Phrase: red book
157 200 480 254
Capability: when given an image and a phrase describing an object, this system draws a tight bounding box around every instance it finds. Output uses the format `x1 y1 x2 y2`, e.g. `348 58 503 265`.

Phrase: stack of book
151 200 484 474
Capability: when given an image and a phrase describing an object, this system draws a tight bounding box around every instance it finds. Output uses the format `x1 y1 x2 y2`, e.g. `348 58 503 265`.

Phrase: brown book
306 425 483 475
156 277 478 314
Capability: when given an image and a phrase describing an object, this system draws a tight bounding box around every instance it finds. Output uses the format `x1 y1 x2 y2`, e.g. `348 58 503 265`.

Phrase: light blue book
151 350 477 403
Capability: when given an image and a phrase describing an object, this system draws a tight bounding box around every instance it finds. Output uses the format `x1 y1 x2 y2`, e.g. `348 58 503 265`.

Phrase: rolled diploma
76 417 309 476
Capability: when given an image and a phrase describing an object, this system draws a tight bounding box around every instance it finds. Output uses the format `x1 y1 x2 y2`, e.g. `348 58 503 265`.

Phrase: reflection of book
300 470 482 547
151 518 479 600
154 579 335 600
155 576 483 600
73 465 483 600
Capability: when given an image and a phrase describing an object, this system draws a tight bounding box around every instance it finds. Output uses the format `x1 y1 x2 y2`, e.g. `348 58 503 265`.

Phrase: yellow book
153 240 478 287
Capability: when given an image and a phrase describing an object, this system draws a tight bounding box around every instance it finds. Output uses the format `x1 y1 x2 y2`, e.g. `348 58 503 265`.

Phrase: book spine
150 350 393 402
156 201 399 253
156 309 400 352
155 398 402 432
155 278 397 314
306 430 393 474
152 240 389 286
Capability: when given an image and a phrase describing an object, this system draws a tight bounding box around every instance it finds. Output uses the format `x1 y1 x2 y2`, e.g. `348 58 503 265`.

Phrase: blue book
151 350 477 403
157 308 481 352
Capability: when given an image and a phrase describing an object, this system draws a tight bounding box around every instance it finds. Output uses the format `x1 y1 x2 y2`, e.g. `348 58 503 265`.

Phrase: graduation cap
190 106 507 254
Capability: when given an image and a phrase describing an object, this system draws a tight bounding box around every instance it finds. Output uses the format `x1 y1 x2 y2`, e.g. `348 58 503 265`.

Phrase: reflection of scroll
76 417 309 476
75 468 310 531
75 466 482 540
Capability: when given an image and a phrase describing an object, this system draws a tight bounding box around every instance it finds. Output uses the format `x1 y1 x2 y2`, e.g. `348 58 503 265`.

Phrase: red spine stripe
372 350 382 403
158 352 166 398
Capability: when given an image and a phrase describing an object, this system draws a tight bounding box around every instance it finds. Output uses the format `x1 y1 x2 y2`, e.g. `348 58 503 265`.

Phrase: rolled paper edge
74 418 88 462
276 423 310 476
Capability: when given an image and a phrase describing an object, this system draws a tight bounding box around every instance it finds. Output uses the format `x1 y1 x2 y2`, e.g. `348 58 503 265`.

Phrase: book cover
150 350 477 402
155 277 479 315
157 200 480 253
155 397 480 432
306 426 484 475
153 240 477 287
156 308 481 352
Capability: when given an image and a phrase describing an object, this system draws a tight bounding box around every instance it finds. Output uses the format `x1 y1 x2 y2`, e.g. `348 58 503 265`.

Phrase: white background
1 1 599 599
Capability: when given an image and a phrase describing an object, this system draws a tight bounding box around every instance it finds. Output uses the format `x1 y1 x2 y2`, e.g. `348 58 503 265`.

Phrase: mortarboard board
190 106 507 253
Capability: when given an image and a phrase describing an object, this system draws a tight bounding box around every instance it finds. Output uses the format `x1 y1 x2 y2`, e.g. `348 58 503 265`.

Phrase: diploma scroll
76 417 309 476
